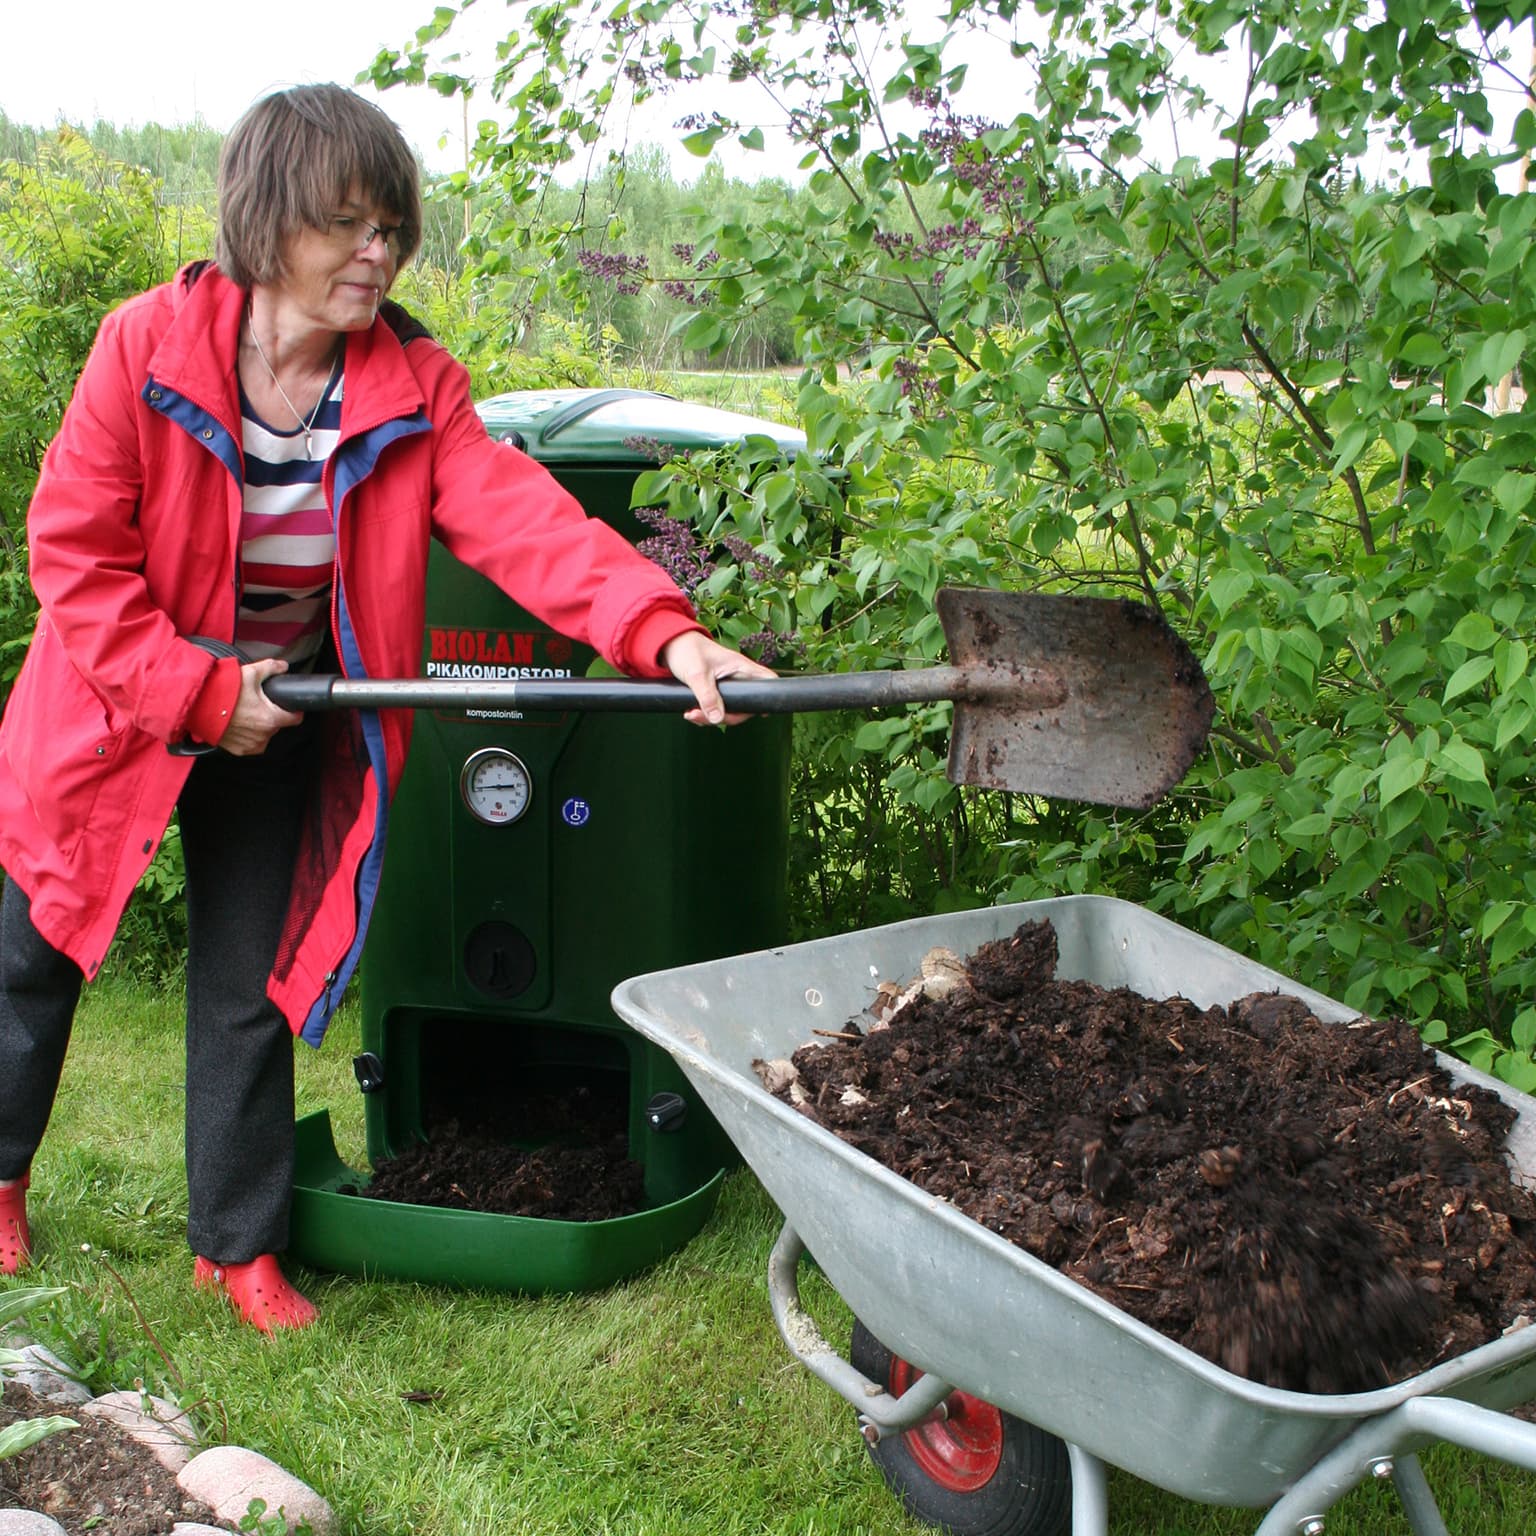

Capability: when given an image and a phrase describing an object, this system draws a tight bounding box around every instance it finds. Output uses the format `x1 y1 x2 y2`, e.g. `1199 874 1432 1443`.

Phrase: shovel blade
940 588 1214 809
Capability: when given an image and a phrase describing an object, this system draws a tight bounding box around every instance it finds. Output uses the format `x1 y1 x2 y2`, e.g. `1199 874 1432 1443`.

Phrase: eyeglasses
324 213 406 258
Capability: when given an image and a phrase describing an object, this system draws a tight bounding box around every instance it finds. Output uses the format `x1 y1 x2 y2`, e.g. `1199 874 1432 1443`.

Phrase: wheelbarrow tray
611 896 1536 1510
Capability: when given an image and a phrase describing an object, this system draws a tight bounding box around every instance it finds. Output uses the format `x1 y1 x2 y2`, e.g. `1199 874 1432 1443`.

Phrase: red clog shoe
0 1175 29 1276
193 1253 317 1334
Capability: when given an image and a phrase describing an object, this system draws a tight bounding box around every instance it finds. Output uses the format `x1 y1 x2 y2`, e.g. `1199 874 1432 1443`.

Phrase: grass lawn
659 369 802 422
6 975 1536 1535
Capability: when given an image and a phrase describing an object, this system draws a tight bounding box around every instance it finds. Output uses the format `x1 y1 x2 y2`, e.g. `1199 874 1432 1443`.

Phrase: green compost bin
290 389 803 1292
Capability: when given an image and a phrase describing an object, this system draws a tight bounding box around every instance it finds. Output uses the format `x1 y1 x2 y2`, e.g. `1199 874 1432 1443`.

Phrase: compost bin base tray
287 1110 723 1293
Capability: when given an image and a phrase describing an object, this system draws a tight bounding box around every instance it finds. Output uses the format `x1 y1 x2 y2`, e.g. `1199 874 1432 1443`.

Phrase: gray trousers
0 717 321 1262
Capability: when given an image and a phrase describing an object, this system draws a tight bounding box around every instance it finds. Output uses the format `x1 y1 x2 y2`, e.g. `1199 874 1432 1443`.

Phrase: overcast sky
3 1 476 170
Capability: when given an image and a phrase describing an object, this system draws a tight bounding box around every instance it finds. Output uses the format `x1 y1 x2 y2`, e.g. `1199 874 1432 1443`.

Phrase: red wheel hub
888 1355 1004 1491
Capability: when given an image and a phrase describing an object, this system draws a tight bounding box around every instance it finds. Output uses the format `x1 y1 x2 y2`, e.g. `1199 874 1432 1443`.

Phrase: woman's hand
660 631 776 727
219 659 304 756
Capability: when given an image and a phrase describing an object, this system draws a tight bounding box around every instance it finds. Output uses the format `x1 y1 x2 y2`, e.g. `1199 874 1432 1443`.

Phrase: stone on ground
0 1513 67 1535
177 1444 332 1535
2 1343 91 1405
81 1389 201 1472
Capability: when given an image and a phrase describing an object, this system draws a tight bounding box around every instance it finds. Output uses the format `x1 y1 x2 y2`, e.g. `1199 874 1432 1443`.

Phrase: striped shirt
236 366 343 665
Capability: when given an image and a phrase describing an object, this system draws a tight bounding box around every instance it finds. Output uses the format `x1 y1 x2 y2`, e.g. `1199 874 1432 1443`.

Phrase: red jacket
0 263 698 1043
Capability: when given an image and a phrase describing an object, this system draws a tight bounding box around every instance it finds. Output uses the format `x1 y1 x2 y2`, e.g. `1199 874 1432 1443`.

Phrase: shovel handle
261 666 1033 716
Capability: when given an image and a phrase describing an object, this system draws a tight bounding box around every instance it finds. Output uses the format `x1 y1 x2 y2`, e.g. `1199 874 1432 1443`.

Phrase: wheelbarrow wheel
850 1320 1071 1536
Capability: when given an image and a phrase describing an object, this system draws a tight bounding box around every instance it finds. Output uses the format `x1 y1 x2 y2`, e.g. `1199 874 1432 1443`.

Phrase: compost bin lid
476 387 806 463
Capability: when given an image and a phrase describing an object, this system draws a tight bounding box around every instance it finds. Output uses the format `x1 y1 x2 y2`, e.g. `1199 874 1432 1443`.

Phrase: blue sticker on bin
562 797 592 828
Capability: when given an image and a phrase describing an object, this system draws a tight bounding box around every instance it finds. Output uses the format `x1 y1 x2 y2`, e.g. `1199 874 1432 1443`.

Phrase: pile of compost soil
347 1081 648 1221
763 919 1536 1393
353 1125 647 1221
0 1381 224 1534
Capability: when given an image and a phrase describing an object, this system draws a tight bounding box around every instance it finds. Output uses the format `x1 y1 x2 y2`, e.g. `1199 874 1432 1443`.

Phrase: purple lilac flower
576 247 649 295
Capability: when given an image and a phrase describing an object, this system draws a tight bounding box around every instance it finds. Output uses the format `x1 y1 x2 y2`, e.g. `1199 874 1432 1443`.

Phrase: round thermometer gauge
460 748 532 826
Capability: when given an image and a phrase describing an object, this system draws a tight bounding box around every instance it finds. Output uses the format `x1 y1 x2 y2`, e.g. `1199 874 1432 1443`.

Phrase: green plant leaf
0 1286 67 1330
1379 756 1428 805
1435 737 1488 785
1443 655 1495 704
0 1415 77 1461
1446 613 1498 651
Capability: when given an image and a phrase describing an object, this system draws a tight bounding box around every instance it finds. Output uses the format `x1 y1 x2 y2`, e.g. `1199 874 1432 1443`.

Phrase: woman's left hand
660 631 777 727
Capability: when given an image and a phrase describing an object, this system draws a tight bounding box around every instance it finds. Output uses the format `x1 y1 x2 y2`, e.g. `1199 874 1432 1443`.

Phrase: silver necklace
246 317 336 460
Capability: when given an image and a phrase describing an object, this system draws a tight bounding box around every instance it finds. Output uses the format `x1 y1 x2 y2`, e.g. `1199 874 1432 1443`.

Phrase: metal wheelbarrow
610 895 1536 1536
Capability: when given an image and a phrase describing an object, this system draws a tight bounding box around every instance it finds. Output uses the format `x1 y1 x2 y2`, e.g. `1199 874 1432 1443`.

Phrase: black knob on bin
353 1052 387 1094
645 1091 688 1132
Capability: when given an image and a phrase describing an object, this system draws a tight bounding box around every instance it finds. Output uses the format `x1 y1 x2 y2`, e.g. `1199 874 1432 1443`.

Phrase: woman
0 85 773 1331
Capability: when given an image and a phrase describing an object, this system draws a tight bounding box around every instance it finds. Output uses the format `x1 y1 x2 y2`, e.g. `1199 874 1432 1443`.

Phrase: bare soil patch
0 1380 226 1534
764 918 1536 1393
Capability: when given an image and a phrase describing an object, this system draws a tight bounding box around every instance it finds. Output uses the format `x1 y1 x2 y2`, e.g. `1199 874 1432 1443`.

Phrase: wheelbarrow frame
610 895 1536 1536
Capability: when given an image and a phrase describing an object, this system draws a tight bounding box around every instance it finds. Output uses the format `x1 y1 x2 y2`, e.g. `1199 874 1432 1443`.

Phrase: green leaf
1446 613 1498 650
629 469 673 507
1332 419 1372 472
1205 569 1253 616
1495 1050 1536 1095
1492 919 1534 971
1281 812 1331 842
1248 837 1283 880
1300 592 1346 632
1443 654 1495 704
1495 472 1536 516
1514 1008 1536 1057
1379 756 1427 805
1496 701 1534 752
680 126 725 157
760 472 797 518
0 1415 77 1460
1398 332 1447 367
1398 859 1440 905
677 311 722 351
0 1286 67 1330
1481 901 1518 939
1495 639 1529 693
1435 737 1488 784
1331 822 1368 863
1220 792 1267 825
852 717 909 751
1481 330 1526 385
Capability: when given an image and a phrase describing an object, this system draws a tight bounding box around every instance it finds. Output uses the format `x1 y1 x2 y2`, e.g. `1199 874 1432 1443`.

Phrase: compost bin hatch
288 387 794 1294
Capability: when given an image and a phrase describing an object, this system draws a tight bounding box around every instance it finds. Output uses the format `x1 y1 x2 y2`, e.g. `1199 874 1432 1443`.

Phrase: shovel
262 588 1214 809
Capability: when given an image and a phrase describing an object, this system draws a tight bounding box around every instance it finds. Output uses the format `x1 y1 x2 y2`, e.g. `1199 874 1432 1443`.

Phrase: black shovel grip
168 636 248 756
263 674 341 711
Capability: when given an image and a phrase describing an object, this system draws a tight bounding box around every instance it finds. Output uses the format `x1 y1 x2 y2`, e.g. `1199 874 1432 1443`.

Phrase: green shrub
380 0 1536 1089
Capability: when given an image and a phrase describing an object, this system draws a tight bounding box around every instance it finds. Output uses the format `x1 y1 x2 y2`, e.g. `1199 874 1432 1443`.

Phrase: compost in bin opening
345 1068 649 1223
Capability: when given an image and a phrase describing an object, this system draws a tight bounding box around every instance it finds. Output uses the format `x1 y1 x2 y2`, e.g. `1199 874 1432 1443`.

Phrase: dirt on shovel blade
758 919 1536 1393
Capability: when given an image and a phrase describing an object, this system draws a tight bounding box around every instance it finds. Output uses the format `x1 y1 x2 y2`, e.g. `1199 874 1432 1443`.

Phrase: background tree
372 0 1536 1087
0 130 191 656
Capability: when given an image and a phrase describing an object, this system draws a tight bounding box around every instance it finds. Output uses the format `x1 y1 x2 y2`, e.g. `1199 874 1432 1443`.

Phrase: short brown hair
217 84 423 287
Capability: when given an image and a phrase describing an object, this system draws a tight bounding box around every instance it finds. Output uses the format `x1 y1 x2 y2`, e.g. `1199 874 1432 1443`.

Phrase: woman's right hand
219 659 304 756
